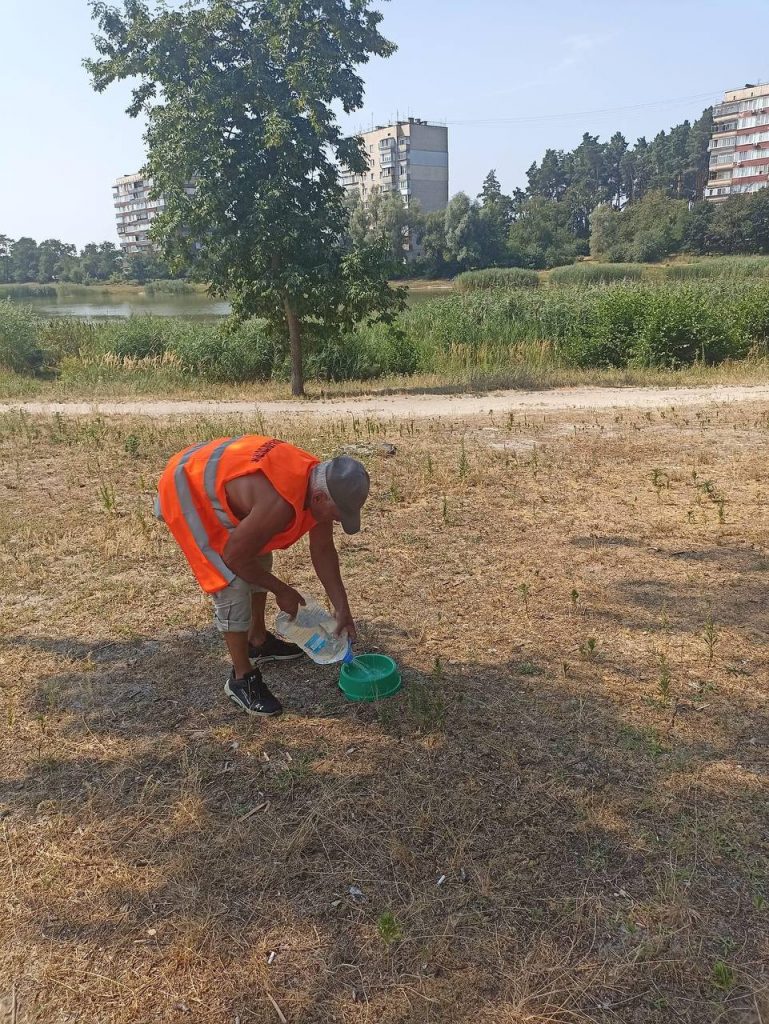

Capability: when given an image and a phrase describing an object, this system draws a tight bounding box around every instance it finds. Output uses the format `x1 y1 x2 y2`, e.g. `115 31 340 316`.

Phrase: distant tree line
9 104 769 287
349 106 769 273
590 187 769 262
0 235 182 285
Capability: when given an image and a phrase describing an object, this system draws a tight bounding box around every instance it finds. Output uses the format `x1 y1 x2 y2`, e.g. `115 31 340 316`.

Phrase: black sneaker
224 667 283 717
249 631 303 663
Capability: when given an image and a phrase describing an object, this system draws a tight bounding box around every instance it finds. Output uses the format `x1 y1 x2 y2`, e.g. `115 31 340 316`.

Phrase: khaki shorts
211 553 274 633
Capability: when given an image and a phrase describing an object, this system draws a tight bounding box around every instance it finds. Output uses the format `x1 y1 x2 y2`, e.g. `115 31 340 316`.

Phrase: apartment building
340 118 449 213
705 83 769 202
112 173 164 253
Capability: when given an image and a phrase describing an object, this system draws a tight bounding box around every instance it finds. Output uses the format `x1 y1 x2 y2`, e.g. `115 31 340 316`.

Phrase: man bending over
156 435 369 717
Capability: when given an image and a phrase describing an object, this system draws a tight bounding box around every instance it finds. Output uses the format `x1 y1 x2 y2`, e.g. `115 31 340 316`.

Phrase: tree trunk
284 297 304 397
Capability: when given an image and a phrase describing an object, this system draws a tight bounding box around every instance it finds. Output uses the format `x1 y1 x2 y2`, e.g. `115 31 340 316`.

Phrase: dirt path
4 383 769 419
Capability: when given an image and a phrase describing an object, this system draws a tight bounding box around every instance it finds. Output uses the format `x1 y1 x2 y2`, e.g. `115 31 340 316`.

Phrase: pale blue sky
2 0 768 248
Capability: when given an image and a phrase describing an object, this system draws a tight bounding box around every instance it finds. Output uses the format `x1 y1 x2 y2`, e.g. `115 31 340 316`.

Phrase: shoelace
245 673 268 702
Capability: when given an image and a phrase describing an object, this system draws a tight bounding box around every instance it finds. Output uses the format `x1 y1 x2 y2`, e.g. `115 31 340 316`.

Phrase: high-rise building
112 173 197 252
705 83 769 202
112 173 164 253
340 118 449 213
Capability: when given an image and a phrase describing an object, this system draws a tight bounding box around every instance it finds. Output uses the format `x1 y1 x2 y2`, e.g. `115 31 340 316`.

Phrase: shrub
87 316 170 359
40 318 96 362
630 287 738 367
560 286 648 367
306 322 419 380
167 318 278 382
0 300 47 374
724 281 769 351
454 268 540 292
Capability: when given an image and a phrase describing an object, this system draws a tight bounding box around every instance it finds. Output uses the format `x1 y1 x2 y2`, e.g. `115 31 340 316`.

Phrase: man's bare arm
222 475 303 614
309 522 356 640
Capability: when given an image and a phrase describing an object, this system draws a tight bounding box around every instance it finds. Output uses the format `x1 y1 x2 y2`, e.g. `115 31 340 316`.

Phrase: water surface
19 282 452 319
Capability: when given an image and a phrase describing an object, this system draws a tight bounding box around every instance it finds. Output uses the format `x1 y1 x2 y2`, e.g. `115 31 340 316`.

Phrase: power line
441 91 723 127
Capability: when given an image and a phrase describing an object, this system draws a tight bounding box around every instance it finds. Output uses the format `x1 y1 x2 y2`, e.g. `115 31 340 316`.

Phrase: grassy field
1 402 768 1022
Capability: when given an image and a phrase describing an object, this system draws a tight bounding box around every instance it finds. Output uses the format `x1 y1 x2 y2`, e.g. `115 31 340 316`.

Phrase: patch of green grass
377 910 403 945
711 960 735 992
619 724 665 759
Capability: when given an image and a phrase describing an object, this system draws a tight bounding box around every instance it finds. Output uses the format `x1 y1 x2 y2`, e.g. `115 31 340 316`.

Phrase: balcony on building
713 101 741 119
713 121 739 136
707 138 736 153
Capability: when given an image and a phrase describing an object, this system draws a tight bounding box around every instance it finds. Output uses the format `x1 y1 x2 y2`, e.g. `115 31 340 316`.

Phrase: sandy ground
5 383 769 419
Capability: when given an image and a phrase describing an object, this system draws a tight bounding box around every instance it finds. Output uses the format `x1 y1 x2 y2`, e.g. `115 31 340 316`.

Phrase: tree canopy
85 0 404 394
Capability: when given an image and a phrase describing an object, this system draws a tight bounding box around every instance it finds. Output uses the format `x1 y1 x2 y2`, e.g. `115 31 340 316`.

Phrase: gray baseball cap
316 456 370 534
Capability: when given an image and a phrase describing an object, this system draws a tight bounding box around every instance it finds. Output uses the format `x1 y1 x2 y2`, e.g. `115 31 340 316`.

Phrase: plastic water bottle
275 595 353 665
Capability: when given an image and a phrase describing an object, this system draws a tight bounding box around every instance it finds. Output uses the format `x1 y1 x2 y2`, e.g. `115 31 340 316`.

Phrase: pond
21 291 232 320
18 281 453 320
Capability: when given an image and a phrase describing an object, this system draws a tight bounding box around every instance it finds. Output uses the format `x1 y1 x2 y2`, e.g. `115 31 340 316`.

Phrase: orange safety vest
157 436 319 594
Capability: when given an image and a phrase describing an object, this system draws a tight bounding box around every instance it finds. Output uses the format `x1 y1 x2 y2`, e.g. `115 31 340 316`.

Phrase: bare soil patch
4 382 769 420
1 402 768 1022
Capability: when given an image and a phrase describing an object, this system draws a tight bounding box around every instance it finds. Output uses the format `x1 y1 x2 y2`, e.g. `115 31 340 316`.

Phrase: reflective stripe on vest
203 436 242 531
174 441 236 588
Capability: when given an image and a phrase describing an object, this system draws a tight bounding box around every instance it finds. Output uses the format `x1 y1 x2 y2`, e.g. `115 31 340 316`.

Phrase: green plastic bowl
339 654 401 702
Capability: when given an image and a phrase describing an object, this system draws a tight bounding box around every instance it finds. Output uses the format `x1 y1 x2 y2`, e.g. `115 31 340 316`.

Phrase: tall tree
443 192 486 271
478 170 513 265
345 191 422 270
85 0 403 395
478 169 512 222
0 236 11 283
9 237 38 283
37 239 77 282
507 197 588 269
604 132 628 208
526 149 572 201
685 108 714 202
97 241 123 280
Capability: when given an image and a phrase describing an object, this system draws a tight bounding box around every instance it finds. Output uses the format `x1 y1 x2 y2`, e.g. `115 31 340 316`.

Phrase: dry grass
1 403 769 1023
4 359 769 404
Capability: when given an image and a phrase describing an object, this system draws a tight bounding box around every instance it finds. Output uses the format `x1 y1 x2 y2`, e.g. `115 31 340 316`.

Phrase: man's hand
275 584 306 619
335 606 357 642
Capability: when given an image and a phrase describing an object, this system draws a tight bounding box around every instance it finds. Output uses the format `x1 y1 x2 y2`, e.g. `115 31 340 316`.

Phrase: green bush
306 322 419 380
560 287 649 367
87 316 170 359
630 287 739 367
40 318 96 362
168 318 278 382
0 300 47 374
454 268 540 292
398 281 762 370
549 263 646 287
726 281 769 350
